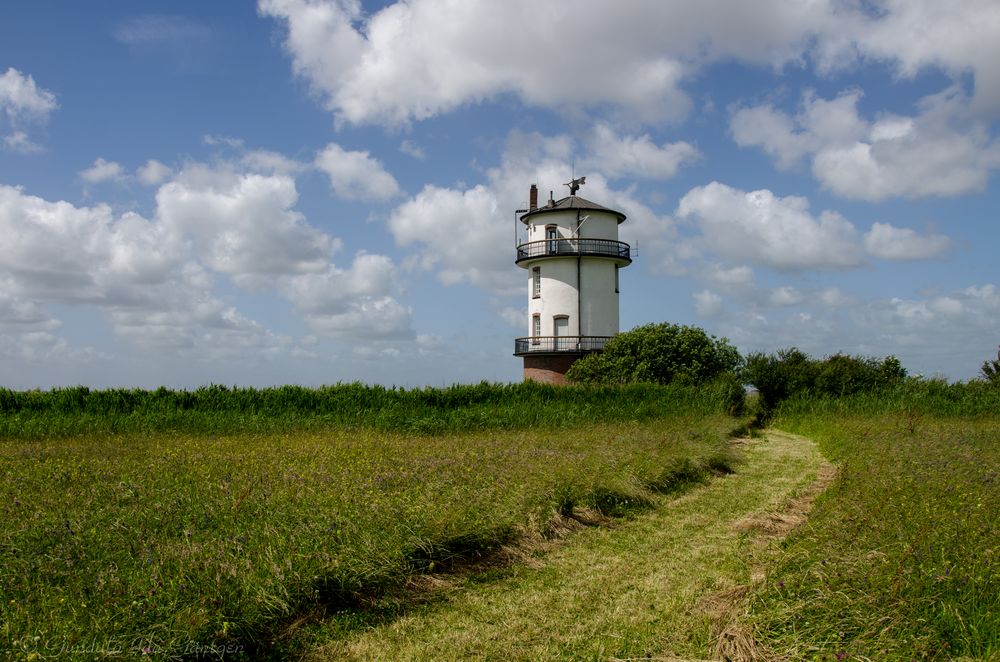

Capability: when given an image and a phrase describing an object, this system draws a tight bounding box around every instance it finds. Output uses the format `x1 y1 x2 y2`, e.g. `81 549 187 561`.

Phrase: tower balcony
513 335 612 356
515 238 631 266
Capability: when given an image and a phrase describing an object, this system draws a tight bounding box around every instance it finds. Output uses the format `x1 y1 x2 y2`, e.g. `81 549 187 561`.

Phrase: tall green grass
748 384 1000 660
0 382 743 659
0 380 743 439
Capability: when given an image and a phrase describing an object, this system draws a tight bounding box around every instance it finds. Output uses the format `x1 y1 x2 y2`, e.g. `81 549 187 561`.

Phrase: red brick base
522 354 582 385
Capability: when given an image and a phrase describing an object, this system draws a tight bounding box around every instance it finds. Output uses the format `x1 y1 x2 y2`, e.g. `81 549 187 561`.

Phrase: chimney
529 184 538 211
548 190 554 207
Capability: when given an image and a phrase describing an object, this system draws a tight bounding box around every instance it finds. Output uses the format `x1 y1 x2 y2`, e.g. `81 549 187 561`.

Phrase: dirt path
303 431 832 661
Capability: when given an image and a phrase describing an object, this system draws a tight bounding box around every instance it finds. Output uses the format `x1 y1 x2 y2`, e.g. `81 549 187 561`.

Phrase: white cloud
240 150 308 175
259 0 840 127
400 139 425 160
113 15 211 45
497 306 525 329
279 252 411 340
0 146 420 357
768 286 804 307
258 1 1000 129
136 159 173 186
693 290 724 317
583 122 699 180
314 142 402 201
677 181 864 271
155 165 336 282
706 264 755 290
385 127 683 293
731 88 1000 201
79 157 127 184
3 131 43 154
389 183 511 291
863 222 951 261
302 296 413 340
0 68 57 121
203 134 245 148
0 185 268 355
814 0 1000 115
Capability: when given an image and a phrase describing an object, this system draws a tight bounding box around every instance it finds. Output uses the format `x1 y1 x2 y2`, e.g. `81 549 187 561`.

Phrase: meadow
0 381 743 659
747 383 1000 660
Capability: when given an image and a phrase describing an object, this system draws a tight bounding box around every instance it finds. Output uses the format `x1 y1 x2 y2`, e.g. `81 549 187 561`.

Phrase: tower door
553 316 569 350
546 226 558 254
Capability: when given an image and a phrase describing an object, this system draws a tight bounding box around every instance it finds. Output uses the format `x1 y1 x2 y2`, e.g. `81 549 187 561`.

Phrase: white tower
514 179 631 383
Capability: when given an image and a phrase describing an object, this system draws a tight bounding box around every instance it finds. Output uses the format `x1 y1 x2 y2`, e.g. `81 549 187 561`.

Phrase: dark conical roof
519 195 627 224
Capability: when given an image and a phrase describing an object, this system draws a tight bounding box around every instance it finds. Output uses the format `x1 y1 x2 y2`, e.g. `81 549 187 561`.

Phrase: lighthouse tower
513 179 631 383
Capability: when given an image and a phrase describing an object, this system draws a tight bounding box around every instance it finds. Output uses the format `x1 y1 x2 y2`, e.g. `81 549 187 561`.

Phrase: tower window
615 265 620 293
532 267 541 298
531 314 541 343
546 225 558 254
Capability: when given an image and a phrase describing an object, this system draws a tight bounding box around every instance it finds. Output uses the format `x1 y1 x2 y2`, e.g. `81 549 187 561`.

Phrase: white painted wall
519 205 626 338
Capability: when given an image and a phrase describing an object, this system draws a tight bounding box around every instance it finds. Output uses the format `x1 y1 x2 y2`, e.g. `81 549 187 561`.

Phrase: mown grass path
304 431 829 661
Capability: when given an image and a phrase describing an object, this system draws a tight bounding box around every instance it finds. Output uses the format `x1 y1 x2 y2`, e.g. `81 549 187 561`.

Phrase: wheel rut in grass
302 430 832 661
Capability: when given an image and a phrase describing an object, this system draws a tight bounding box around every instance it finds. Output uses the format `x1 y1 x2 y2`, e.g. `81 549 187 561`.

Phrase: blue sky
1 0 999 388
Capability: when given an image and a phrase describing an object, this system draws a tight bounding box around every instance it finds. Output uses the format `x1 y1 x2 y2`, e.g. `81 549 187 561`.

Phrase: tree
565 323 741 385
981 346 1000 384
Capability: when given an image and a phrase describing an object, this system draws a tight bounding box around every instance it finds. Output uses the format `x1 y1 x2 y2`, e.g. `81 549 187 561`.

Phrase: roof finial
564 176 586 196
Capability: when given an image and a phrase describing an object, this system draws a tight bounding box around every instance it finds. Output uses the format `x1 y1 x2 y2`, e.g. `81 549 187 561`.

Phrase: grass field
0 382 742 659
746 393 1000 660
3 379 998 660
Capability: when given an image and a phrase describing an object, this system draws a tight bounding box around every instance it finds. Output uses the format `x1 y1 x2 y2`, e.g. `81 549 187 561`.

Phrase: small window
532 267 541 298
531 314 541 343
614 265 620 293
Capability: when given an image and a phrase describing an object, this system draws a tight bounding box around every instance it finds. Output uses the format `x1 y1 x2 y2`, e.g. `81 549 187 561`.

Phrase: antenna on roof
564 176 586 196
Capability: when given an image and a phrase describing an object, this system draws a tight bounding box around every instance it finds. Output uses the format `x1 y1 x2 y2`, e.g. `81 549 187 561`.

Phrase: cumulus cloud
389 184 510 291
0 185 259 354
693 290 724 317
0 68 57 121
731 88 1000 201
1 68 57 153
768 286 804 307
677 181 864 271
0 150 416 354
259 0 841 127
137 159 173 185
155 165 336 282
814 0 1000 115
863 222 951 261
583 122 699 180
385 127 681 292
399 139 425 159
79 157 127 184
279 252 413 340
3 131 43 154
314 142 402 201
260 1 1000 129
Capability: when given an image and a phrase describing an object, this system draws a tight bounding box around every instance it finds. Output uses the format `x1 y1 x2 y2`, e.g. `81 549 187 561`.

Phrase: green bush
743 349 906 414
566 323 741 386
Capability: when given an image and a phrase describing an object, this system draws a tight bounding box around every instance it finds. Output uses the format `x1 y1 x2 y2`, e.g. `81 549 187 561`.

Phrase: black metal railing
514 335 612 355
515 238 631 264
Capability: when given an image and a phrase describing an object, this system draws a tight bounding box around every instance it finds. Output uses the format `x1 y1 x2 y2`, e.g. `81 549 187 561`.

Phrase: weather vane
564 176 586 196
